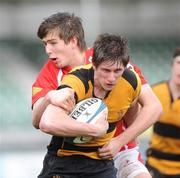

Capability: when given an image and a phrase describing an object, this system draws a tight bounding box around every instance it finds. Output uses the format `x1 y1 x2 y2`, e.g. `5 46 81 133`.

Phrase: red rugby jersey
32 48 93 105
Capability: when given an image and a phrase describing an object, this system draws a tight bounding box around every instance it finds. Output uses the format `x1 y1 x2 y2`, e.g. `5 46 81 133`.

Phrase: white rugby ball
65 97 108 144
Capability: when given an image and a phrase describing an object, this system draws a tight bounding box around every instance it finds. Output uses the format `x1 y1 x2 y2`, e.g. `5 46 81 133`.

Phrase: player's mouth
50 58 62 68
50 57 57 61
105 83 115 88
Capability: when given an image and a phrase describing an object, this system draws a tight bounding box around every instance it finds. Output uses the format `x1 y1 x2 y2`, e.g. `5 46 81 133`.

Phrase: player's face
94 61 125 91
172 56 180 85
42 30 76 68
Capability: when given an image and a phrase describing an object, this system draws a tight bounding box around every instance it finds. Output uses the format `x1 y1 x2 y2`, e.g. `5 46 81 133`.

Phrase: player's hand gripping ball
65 98 108 144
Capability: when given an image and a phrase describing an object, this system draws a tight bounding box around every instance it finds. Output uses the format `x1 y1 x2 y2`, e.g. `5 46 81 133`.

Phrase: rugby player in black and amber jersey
32 12 161 178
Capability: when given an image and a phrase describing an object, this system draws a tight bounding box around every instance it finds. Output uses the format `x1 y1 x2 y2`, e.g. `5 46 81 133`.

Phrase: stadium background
0 0 180 177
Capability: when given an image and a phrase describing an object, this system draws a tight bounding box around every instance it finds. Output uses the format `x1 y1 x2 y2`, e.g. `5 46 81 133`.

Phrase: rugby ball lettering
65 98 108 144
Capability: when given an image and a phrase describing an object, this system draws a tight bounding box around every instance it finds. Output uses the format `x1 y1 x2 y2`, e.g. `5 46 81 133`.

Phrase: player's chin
52 60 63 68
104 84 115 91
55 63 63 68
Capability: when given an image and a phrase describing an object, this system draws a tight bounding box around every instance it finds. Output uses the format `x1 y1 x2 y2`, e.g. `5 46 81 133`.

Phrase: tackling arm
124 84 162 128
32 96 50 129
32 88 75 129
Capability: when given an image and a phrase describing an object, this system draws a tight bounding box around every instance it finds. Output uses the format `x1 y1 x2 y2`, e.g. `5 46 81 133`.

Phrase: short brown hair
37 12 86 51
92 33 130 68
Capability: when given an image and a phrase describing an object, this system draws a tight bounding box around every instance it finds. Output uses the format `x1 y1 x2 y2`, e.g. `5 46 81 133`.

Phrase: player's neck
93 88 108 100
71 50 86 68
93 82 108 99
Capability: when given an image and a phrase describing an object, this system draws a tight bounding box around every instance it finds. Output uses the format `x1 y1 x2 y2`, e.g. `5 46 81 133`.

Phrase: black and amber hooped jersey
147 81 180 175
48 63 141 159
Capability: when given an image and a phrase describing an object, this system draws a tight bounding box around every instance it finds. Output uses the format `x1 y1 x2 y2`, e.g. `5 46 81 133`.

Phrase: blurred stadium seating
130 37 180 84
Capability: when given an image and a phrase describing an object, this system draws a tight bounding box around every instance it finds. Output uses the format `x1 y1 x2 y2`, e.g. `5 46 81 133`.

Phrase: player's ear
92 63 97 70
70 36 78 48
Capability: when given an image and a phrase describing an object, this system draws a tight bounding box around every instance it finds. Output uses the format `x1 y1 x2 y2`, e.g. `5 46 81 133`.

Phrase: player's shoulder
66 64 93 92
127 62 148 85
40 59 59 72
122 69 140 90
127 62 141 71
45 59 56 67
35 59 59 79
152 81 169 99
70 63 93 74
152 80 168 90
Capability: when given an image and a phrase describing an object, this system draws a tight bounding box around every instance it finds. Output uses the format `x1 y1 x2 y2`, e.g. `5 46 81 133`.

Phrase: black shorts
38 153 117 178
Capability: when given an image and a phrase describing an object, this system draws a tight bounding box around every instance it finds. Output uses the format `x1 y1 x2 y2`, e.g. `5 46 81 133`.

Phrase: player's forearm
133 84 163 131
123 102 140 126
32 96 50 129
32 89 75 129
124 84 162 127
39 104 105 137
117 101 162 147
128 102 161 138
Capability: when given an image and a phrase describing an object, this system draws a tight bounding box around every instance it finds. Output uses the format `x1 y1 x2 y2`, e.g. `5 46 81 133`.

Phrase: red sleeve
127 63 147 85
114 120 138 151
85 48 93 64
32 60 59 106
